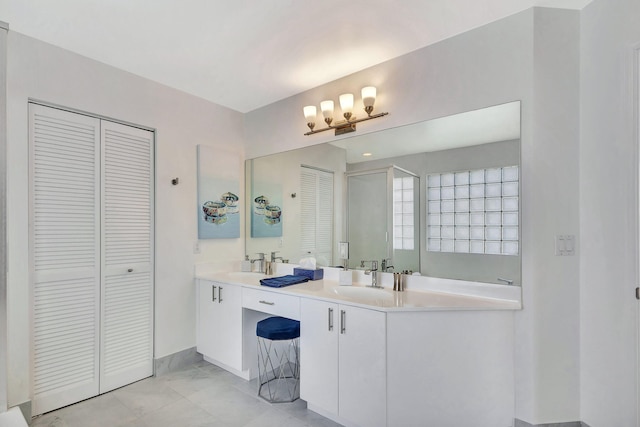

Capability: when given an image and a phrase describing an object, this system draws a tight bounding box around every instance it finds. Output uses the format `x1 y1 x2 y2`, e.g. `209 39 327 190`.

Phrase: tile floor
30 360 342 427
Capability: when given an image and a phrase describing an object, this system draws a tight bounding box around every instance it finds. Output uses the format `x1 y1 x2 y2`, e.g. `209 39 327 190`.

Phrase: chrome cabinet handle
218 286 223 303
328 308 334 331
340 310 346 334
212 285 217 302
259 300 275 306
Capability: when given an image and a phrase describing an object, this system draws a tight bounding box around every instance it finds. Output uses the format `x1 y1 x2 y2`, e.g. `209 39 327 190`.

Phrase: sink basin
226 272 268 281
333 286 394 302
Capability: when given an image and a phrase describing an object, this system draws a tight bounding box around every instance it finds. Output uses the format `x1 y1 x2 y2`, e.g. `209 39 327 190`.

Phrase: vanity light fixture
303 86 388 136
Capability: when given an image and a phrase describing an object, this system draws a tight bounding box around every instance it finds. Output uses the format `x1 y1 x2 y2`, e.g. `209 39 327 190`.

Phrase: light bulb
320 100 334 126
362 86 376 115
339 93 354 121
303 105 317 131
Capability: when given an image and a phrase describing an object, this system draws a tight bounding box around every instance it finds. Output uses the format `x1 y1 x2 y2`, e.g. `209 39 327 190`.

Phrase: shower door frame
344 165 419 271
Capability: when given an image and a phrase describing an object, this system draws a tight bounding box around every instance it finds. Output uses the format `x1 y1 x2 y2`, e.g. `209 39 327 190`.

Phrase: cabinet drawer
242 288 300 320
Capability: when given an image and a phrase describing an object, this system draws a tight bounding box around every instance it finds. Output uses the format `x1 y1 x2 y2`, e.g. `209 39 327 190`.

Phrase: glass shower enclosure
345 166 420 273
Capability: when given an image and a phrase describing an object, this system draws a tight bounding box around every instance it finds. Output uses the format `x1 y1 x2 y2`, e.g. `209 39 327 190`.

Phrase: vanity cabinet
300 298 386 427
196 280 243 372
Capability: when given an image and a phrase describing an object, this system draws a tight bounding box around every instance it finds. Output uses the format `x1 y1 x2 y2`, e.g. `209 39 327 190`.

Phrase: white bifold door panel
29 104 154 415
100 120 154 393
30 105 102 415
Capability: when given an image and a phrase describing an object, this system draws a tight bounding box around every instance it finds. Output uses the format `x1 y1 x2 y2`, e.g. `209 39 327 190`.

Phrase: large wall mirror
245 101 521 285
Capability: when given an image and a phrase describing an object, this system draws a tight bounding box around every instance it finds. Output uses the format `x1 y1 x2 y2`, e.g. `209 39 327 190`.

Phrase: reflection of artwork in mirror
427 166 519 255
197 145 240 239
251 187 283 238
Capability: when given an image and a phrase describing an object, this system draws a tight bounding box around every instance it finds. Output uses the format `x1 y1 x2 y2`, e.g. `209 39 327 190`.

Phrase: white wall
6 32 245 406
245 8 583 425
524 8 581 422
244 11 533 160
580 0 640 425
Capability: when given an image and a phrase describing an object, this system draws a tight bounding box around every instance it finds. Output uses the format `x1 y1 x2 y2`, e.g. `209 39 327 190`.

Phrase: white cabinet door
338 305 386 427
196 280 217 357
212 282 242 370
300 298 339 414
301 299 386 427
197 280 242 371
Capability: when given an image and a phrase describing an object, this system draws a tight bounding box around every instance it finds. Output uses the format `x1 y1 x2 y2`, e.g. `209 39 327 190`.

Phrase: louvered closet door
316 171 334 263
300 167 334 264
300 168 317 257
30 104 101 415
100 120 154 393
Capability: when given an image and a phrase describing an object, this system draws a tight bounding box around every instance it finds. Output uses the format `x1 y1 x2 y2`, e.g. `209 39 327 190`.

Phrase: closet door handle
328 308 334 331
218 286 223 303
340 310 346 334
212 285 217 302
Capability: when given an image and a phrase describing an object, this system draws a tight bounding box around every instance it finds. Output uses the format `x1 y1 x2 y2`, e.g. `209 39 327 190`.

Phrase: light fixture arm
304 111 389 136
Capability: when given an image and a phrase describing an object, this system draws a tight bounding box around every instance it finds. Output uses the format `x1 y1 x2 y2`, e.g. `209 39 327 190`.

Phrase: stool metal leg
257 336 300 403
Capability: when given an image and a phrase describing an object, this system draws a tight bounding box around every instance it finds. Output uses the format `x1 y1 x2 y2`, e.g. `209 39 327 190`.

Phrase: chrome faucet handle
270 251 280 262
361 260 378 273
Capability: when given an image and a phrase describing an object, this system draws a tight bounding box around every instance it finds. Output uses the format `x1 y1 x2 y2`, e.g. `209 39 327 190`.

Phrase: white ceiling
0 0 591 113
331 101 521 163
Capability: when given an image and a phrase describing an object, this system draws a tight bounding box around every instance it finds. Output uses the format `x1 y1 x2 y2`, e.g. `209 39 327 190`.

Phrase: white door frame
0 21 9 414
634 42 640 427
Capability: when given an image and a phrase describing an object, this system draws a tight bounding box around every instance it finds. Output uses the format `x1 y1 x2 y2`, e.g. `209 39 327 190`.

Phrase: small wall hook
171 177 180 185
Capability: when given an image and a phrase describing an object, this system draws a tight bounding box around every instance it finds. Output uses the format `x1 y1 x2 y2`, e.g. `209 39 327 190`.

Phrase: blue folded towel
260 275 309 288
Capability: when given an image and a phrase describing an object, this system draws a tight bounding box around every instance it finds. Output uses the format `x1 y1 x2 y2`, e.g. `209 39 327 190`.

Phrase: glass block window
393 177 415 250
427 166 519 255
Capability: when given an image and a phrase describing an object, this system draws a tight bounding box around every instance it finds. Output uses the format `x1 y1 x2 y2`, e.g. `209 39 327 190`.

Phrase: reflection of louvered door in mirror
29 103 154 415
300 166 334 266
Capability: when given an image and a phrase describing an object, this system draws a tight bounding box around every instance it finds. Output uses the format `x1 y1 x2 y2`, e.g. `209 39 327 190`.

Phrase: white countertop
195 269 522 312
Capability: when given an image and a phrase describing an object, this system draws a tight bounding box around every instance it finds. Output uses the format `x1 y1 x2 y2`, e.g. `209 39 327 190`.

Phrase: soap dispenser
241 255 252 272
338 242 352 286
338 259 353 286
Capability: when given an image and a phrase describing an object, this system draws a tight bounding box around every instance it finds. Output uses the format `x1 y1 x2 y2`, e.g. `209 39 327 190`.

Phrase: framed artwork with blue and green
197 145 240 239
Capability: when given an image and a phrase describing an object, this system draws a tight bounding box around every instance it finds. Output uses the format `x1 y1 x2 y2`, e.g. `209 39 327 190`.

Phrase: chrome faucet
270 251 284 262
381 258 394 272
250 253 265 273
361 260 380 288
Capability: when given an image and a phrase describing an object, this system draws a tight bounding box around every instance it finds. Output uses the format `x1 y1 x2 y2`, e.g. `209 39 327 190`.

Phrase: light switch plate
339 242 349 259
555 235 575 256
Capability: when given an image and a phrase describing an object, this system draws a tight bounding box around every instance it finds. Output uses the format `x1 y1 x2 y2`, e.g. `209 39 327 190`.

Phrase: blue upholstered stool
256 316 300 403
